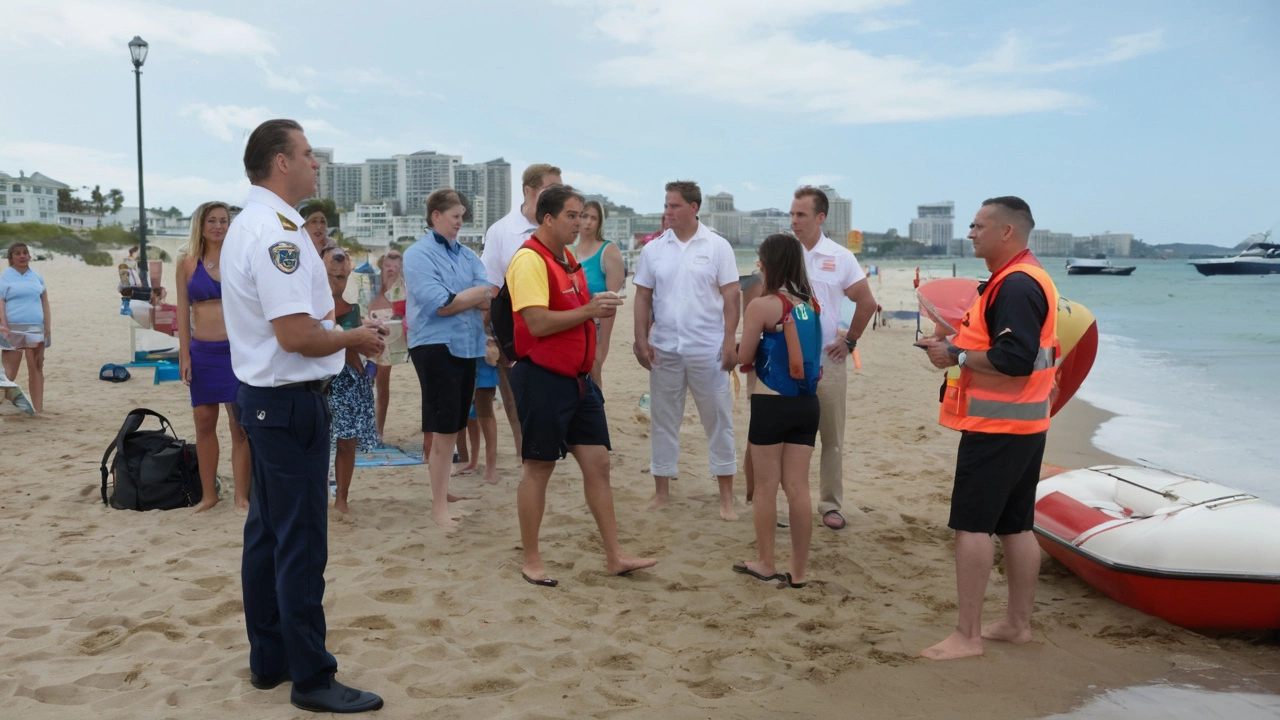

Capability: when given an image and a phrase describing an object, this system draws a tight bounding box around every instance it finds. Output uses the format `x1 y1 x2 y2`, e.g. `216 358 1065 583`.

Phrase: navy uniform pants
237 383 336 691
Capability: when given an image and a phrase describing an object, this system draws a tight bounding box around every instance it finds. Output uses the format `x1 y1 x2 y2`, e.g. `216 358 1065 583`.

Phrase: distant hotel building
0 170 68 224
1030 229 1075 257
910 201 954 247
314 150 512 247
817 185 852 242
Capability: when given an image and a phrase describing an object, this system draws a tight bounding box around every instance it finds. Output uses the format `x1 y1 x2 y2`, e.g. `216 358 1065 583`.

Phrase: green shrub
83 251 114 267
34 235 97 258
88 225 137 247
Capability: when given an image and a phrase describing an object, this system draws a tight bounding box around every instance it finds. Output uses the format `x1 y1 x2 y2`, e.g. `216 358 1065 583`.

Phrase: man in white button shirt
633 180 741 521
481 163 562 456
222 119 386 714
790 186 877 531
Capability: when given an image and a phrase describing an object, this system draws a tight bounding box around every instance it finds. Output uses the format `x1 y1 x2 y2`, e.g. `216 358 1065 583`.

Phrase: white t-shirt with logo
222 185 343 387
803 234 866 347
633 222 739 356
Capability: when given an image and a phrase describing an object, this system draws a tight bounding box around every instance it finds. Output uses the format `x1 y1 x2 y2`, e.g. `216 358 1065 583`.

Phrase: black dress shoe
250 667 291 690
291 677 384 714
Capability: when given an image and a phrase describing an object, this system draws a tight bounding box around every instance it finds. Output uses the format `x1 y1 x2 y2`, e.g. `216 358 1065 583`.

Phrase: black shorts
748 394 820 446
949 431 1046 535
409 344 476 435
510 360 610 461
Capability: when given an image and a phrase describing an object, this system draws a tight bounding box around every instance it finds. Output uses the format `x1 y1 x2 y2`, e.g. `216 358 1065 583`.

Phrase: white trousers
649 349 737 478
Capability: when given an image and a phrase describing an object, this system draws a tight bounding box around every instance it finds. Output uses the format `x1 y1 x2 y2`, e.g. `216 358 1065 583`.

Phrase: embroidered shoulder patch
269 241 301 274
277 212 298 231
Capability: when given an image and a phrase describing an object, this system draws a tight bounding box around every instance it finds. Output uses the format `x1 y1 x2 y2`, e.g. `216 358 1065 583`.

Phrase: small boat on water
1189 242 1280 276
1034 465 1280 630
1065 255 1136 276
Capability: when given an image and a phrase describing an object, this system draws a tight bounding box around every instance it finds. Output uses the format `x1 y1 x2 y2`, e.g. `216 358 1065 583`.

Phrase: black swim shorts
948 430 1046 535
510 359 610 461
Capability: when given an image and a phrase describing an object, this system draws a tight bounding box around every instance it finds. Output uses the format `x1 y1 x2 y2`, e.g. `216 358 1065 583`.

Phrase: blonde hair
183 201 231 262
521 163 561 190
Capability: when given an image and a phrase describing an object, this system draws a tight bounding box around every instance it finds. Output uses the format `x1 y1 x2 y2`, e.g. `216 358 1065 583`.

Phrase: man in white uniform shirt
789 186 877 531
480 163 562 456
222 119 386 714
633 180 741 521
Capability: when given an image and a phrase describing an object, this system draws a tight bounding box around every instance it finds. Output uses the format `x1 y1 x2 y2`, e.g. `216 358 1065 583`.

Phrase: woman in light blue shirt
403 189 491 530
0 243 50 412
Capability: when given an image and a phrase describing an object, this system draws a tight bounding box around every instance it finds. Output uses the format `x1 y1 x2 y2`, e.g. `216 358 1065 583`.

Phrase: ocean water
837 257 1280 503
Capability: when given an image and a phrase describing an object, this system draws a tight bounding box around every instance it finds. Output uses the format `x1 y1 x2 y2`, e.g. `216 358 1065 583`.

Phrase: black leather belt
278 378 333 395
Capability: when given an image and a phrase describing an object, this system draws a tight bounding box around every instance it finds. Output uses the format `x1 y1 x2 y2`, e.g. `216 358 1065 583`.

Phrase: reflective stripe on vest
939 256 1059 435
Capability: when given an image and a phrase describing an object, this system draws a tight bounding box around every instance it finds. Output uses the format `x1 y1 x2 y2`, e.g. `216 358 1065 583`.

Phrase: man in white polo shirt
633 180 741 521
481 163 562 456
789 186 877 531
222 119 386 713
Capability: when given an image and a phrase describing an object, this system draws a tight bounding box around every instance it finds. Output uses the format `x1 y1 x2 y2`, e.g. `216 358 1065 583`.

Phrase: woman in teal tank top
734 233 822 589
574 200 625 389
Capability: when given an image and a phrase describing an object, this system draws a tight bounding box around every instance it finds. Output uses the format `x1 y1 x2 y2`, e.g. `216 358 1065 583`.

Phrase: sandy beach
1 253 1276 719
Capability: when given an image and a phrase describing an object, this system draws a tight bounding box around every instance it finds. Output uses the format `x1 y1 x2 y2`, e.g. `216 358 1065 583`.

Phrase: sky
2 0 1277 247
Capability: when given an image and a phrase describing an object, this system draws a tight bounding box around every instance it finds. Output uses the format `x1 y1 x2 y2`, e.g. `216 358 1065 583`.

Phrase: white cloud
742 181 761 192
797 174 846 187
580 0 1161 124
562 171 637 198
969 30 1165 75
2 0 277 59
334 68 424 97
854 17 919 34
0 140 248 212
181 104 273 143
306 95 337 111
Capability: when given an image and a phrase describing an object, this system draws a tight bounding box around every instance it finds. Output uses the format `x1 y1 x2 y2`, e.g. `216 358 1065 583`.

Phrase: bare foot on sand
719 497 739 522
447 493 475 502
982 618 1032 644
451 462 477 477
431 510 459 531
483 467 500 485
234 496 250 515
334 499 349 515
921 631 983 660
191 498 218 514
607 554 659 576
645 494 668 511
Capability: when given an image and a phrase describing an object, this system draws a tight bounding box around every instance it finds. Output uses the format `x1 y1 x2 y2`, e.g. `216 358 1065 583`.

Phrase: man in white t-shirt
480 163 562 456
633 180 741 521
790 186 877 531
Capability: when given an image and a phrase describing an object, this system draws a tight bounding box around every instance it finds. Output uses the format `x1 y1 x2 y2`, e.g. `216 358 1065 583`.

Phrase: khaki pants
815 356 848 515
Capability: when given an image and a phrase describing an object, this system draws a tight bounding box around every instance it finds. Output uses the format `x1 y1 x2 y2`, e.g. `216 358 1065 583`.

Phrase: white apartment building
396 151 459 216
910 201 954 247
1029 229 1075 257
818 185 853 243
0 170 68 224
364 159 398 205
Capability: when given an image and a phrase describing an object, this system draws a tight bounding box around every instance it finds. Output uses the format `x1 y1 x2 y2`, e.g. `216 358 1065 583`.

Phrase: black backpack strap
99 408 176 505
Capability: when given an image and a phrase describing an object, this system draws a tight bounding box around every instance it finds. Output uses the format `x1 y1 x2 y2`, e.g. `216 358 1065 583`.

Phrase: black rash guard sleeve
982 272 1048 377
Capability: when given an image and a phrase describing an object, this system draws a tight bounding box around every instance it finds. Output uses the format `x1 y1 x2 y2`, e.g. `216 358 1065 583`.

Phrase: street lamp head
128 36 148 68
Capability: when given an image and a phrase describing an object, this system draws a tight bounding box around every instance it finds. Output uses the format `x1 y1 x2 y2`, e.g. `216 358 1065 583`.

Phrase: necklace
203 256 218 269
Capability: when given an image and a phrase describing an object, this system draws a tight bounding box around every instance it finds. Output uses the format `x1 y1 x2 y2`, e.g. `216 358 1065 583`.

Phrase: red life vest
512 237 596 377
939 249 1060 435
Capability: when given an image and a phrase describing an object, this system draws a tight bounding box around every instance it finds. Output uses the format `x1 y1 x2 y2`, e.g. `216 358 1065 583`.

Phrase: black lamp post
128 35 150 289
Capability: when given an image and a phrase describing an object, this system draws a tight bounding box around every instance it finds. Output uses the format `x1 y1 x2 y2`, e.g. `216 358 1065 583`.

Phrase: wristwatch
843 336 857 353
957 350 968 368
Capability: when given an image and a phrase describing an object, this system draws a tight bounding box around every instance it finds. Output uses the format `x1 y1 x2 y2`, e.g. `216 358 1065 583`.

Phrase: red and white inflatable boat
1034 465 1280 630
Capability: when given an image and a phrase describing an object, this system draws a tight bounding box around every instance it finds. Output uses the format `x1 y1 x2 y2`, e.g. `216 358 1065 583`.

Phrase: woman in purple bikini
176 201 251 513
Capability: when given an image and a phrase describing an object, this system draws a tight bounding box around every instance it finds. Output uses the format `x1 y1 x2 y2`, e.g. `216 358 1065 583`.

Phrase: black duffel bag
100 408 202 510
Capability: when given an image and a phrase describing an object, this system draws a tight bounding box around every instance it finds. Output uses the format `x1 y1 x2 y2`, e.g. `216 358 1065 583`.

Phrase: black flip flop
782 572 807 589
522 572 558 587
733 561 781 582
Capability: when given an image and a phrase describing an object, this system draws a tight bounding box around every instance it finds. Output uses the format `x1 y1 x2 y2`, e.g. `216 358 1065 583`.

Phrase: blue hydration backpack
755 295 823 396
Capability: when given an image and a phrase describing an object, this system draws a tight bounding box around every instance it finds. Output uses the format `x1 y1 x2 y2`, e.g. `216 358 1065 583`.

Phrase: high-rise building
817 185 852 242
910 201 954 247
363 158 398 204
326 162 365 212
705 192 735 213
395 151 459 216
454 163 488 222
483 158 511 229
313 147 334 198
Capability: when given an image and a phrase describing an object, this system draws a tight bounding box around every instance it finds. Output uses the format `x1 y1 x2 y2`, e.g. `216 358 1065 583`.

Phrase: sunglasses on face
385 253 401 260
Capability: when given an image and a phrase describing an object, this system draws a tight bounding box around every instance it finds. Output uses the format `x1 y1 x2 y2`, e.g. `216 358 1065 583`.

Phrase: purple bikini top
187 259 221 303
